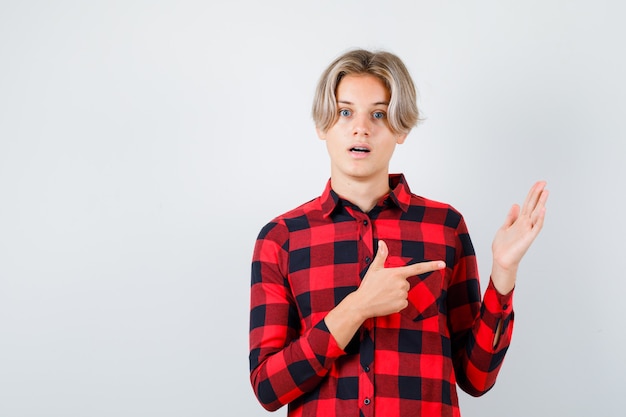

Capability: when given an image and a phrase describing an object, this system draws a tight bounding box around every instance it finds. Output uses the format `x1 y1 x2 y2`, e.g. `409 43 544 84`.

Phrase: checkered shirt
249 174 514 417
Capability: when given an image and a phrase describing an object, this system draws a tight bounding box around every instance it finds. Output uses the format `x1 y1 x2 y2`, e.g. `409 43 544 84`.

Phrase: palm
492 181 549 272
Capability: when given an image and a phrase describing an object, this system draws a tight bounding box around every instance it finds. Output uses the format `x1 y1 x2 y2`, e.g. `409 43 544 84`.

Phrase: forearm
452 280 515 396
250 319 345 411
490 262 515 347
323 292 367 350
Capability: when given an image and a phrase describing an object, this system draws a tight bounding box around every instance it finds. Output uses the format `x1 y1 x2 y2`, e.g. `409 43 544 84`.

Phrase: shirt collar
320 173 412 218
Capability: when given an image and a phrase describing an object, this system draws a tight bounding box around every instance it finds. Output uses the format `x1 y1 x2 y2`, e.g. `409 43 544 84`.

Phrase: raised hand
491 181 549 294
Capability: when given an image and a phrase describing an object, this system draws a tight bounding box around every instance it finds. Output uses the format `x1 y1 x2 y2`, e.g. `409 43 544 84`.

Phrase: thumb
370 239 389 270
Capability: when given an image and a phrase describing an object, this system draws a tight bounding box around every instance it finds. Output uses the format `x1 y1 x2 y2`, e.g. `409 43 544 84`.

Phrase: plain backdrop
1 1 624 416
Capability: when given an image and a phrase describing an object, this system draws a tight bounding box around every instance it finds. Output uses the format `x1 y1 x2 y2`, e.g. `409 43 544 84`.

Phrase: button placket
356 214 375 417
358 215 374 266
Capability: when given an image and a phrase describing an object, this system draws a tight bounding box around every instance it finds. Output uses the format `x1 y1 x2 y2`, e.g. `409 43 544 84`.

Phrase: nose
352 113 371 136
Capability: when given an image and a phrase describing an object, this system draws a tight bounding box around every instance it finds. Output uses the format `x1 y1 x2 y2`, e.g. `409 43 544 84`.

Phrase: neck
330 174 390 213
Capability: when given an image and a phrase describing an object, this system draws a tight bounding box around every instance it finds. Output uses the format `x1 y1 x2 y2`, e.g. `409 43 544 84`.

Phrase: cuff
301 319 346 369
483 278 514 316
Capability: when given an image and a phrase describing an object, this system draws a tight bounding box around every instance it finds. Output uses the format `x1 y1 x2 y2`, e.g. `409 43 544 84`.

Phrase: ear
396 132 408 144
316 127 326 140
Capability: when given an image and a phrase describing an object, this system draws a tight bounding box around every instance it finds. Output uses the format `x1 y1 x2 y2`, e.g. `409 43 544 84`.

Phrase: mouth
350 146 370 153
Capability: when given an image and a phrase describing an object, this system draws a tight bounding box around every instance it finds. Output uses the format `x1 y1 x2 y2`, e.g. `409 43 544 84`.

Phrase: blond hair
312 49 419 134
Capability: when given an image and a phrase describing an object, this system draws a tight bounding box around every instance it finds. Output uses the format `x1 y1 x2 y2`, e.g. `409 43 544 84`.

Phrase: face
317 74 407 186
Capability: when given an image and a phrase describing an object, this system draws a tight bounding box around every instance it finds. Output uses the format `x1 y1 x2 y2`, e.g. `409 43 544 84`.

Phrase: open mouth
350 147 370 153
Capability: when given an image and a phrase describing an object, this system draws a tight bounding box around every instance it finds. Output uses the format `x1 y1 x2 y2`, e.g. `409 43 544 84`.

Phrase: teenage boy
249 49 548 417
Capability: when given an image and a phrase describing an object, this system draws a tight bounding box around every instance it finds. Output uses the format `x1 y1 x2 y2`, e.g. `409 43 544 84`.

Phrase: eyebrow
337 100 389 106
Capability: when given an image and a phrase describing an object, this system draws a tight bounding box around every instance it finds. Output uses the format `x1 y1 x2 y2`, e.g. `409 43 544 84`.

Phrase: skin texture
318 74 548 349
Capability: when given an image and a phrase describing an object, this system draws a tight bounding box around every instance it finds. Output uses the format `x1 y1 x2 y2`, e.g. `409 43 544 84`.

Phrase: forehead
336 74 390 103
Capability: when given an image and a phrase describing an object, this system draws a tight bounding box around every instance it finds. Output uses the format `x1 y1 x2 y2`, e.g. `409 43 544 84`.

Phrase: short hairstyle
312 49 419 135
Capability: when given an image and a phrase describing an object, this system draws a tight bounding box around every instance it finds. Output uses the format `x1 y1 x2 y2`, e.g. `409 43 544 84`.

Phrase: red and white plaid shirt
249 174 514 417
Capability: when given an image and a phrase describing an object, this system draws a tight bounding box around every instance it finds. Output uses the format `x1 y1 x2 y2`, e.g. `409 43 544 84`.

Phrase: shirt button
503 304 509 310
364 366 370 372
363 220 368 226
365 257 371 263
364 398 371 405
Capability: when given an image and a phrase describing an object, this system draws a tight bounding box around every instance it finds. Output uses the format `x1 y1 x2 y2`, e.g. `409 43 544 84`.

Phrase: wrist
340 291 369 323
491 262 517 295
325 291 368 350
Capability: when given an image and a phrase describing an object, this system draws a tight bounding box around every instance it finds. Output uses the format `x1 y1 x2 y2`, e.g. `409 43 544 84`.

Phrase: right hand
354 240 446 319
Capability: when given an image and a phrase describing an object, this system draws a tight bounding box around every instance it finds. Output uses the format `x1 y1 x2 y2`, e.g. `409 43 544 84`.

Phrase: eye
372 111 386 120
339 109 352 117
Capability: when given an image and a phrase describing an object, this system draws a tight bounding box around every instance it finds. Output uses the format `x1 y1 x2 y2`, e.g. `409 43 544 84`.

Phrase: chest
285 212 457 324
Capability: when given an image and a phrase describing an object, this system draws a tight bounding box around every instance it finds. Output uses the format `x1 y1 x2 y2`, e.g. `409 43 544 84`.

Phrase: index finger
397 260 446 278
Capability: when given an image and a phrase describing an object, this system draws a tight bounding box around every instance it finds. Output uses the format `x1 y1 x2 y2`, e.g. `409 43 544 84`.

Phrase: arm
449 181 549 396
249 224 446 410
249 221 345 411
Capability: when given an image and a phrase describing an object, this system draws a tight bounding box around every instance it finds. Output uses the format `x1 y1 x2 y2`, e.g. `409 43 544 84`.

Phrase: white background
1 1 624 416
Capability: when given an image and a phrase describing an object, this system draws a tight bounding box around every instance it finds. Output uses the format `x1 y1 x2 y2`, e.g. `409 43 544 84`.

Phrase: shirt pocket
385 256 444 321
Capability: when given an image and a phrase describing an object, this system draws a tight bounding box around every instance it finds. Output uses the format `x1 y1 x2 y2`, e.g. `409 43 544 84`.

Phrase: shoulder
406 193 466 229
256 196 322 241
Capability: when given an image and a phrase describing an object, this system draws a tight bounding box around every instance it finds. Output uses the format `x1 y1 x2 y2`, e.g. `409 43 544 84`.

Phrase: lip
348 143 371 159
